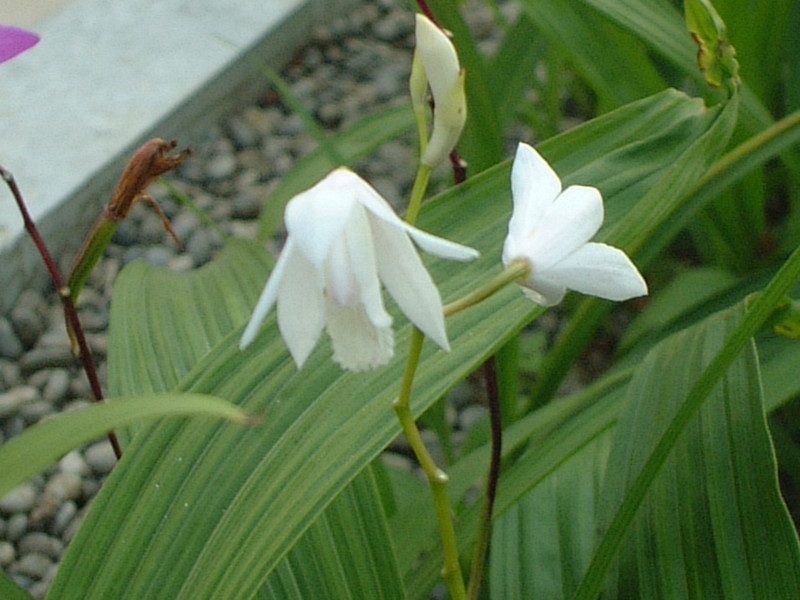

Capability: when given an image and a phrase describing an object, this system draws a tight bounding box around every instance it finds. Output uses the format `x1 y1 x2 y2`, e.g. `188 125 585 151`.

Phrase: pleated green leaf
598 304 800 599
490 432 614 600
49 89 723 600
485 302 800 600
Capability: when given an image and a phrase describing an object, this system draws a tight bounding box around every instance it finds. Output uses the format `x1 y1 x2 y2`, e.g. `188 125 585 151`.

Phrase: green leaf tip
685 0 740 90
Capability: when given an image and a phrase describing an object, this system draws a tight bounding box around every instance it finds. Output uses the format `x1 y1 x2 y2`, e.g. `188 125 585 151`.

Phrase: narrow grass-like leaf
517 0 667 108
0 394 251 500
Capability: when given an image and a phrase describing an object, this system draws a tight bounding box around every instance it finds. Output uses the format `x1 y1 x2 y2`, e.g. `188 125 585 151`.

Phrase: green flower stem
405 163 432 226
445 259 531 318
394 328 467 600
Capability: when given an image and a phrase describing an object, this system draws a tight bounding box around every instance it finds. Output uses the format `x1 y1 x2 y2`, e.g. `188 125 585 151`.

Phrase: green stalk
405 163 432 226
393 328 467 600
444 260 530 317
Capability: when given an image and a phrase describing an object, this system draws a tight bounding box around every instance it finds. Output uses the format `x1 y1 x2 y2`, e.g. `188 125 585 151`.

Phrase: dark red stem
415 0 439 26
1 166 122 459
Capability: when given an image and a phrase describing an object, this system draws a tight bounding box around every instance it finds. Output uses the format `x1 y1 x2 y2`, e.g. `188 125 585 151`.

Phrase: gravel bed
0 1 525 596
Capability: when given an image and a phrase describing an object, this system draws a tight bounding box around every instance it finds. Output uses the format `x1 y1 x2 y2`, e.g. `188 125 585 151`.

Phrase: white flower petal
519 274 566 307
402 224 479 261
325 300 394 371
371 216 451 351
545 242 648 302
240 238 296 349
276 248 326 368
517 184 604 272
285 169 359 268
415 14 460 105
507 143 562 242
332 205 392 330
346 170 479 262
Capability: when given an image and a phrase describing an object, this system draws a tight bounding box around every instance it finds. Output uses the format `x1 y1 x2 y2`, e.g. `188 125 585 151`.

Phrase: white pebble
85 441 117 474
12 552 53 579
0 482 37 513
0 540 15 566
58 451 90 477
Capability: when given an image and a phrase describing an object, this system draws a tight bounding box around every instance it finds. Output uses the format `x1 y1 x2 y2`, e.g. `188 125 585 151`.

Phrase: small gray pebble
5 514 29 541
0 385 39 419
231 193 262 220
19 399 54 422
85 441 117 474
52 500 77 536
225 116 260 149
11 552 53 580
0 482 37 514
0 317 24 359
19 346 74 375
0 540 15 566
373 15 405 42
206 152 238 180
3 415 25 438
185 229 216 266
167 254 195 272
42 369 71 403
458 405 488 431
122 246 144 265
58 451 89 477
111 218 140 246
18 533 64 560
143 246 173 268
169 211 201 241
11 290 46 348
0 360 22 388
42 472 83 503
29 580 50 600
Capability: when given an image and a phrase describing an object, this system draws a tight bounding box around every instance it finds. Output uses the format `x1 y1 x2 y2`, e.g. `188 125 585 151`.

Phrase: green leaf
489 431 614 599
260 464 404 600
0 393 251 501
574 238 800 599
0 573 34 600
594 302 800 598
516 0 667 108
50 89 724 600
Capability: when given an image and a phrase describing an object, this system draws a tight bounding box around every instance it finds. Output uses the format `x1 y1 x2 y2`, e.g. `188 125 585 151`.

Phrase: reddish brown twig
415 0 439 26
1 166 122 459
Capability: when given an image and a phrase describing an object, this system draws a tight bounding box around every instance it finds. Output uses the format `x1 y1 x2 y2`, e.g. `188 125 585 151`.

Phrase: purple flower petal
0 26 40 65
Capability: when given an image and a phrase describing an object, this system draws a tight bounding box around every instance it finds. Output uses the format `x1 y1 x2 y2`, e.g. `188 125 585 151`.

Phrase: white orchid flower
240 168 479 371
502 143 648 307
410 13 467 168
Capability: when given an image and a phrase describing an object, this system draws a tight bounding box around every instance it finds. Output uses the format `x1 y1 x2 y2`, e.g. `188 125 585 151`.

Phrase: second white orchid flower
240 168 479 371
503 143 648 306
410 13 467 169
